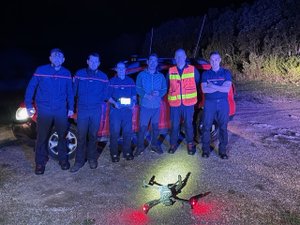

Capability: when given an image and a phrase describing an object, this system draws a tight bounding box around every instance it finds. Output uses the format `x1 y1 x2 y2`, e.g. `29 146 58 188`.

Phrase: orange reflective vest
167 65 197 106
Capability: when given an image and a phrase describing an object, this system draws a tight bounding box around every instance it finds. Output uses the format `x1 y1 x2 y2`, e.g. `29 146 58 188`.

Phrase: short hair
175 48 186 55
115 61 126 69
88 52 100 61
50 48 64 55
210 51 221 57
148 53 158 59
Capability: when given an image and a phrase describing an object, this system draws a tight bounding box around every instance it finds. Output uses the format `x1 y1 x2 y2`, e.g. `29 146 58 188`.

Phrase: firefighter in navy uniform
25 48 74 175
107 62 137 162
70 53 108 173
201 51 232 159
166 49 200 155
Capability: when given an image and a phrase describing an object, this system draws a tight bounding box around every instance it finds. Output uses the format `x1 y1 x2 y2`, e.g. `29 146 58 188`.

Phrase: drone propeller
148 175 163 186
174 172 191 193
148 176 155 185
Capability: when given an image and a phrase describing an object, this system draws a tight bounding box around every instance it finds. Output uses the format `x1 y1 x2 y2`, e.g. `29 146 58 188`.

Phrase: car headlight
16 107 30 121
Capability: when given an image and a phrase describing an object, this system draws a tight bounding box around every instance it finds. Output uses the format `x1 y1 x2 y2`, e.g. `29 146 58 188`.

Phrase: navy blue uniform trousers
170 105 194 146
36 108 68 165
109 107 133 157
201 99 229 154
75 107 102 164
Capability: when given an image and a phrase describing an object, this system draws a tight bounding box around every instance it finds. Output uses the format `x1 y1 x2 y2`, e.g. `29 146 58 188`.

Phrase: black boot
187 142 196 155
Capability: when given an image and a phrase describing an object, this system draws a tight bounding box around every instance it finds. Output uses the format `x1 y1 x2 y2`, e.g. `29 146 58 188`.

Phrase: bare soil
0 89 300 225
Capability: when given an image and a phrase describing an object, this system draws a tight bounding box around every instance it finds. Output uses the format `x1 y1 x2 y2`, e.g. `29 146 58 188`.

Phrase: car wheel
48 125 78 160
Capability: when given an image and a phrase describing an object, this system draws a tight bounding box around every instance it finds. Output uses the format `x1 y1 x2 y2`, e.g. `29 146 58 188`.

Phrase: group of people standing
25 48 232 175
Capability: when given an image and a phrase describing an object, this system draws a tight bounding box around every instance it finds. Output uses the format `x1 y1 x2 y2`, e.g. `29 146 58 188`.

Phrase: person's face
210 54 221 71
116 63 126 79
147 56 158 71
175 50 187 67
49 52 65 67
87 55 100 71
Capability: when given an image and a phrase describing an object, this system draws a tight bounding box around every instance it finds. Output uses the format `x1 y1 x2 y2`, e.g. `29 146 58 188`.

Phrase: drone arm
182 172 191 186
143 199 161 214
143 180 151 188
175 172 191 192
143 181 161 190
178 175 182 183
175 175 183 192
171 196 190 207
152 181 163 186
148 199 161 208
190 192 211 201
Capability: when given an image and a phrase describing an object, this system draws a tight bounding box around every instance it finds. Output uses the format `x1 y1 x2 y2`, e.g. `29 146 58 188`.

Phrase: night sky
1 0 251 83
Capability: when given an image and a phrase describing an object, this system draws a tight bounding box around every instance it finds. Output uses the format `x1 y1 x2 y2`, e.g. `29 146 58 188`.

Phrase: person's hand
207 81 213 88
130 101 136 110
26 108 36 117
67 110 74 117
114 102 121 109
152 90 159 97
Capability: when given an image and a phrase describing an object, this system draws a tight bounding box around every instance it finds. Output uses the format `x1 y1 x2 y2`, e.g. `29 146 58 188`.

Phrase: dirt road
0 91 300 225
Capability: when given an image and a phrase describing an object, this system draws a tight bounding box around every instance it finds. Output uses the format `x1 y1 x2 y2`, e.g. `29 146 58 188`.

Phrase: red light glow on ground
191 199 223 222
120 208 149 225
192 201 212 215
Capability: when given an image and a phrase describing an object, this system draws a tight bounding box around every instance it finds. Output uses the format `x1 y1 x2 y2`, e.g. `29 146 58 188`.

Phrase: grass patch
0 164 12 187
71 213 96 225
0 217 6 224
281 210 300 225
82 218 96 225
71 218 96 225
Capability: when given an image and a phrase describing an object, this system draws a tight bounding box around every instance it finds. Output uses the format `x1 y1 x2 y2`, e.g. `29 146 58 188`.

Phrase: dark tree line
142 0 300 84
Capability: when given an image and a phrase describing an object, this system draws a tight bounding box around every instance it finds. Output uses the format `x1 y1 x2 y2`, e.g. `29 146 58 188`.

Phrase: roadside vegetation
142 0 300 86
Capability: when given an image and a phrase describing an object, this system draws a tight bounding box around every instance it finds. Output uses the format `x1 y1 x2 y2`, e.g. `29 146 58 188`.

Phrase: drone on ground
142 172 210 214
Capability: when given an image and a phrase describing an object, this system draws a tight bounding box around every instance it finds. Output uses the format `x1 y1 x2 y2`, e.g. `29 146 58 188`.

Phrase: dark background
0 0 251 87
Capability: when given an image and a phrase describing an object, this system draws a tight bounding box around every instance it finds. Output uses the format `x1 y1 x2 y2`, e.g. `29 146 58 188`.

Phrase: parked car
12 57 236 159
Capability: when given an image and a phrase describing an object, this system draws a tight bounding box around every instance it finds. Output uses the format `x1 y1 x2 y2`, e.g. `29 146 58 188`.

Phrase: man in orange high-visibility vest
166 49 200 155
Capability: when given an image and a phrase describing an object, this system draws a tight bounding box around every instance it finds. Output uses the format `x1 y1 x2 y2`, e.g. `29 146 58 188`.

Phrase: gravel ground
0 91 300 225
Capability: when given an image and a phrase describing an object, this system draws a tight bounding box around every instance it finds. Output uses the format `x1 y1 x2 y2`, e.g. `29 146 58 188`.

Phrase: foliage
142 0 300 85
142 17 202 57
281 210 300 225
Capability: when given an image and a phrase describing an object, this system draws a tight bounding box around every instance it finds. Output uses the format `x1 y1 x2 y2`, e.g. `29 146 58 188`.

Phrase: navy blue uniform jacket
25 64 74 111
74 68 109 110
